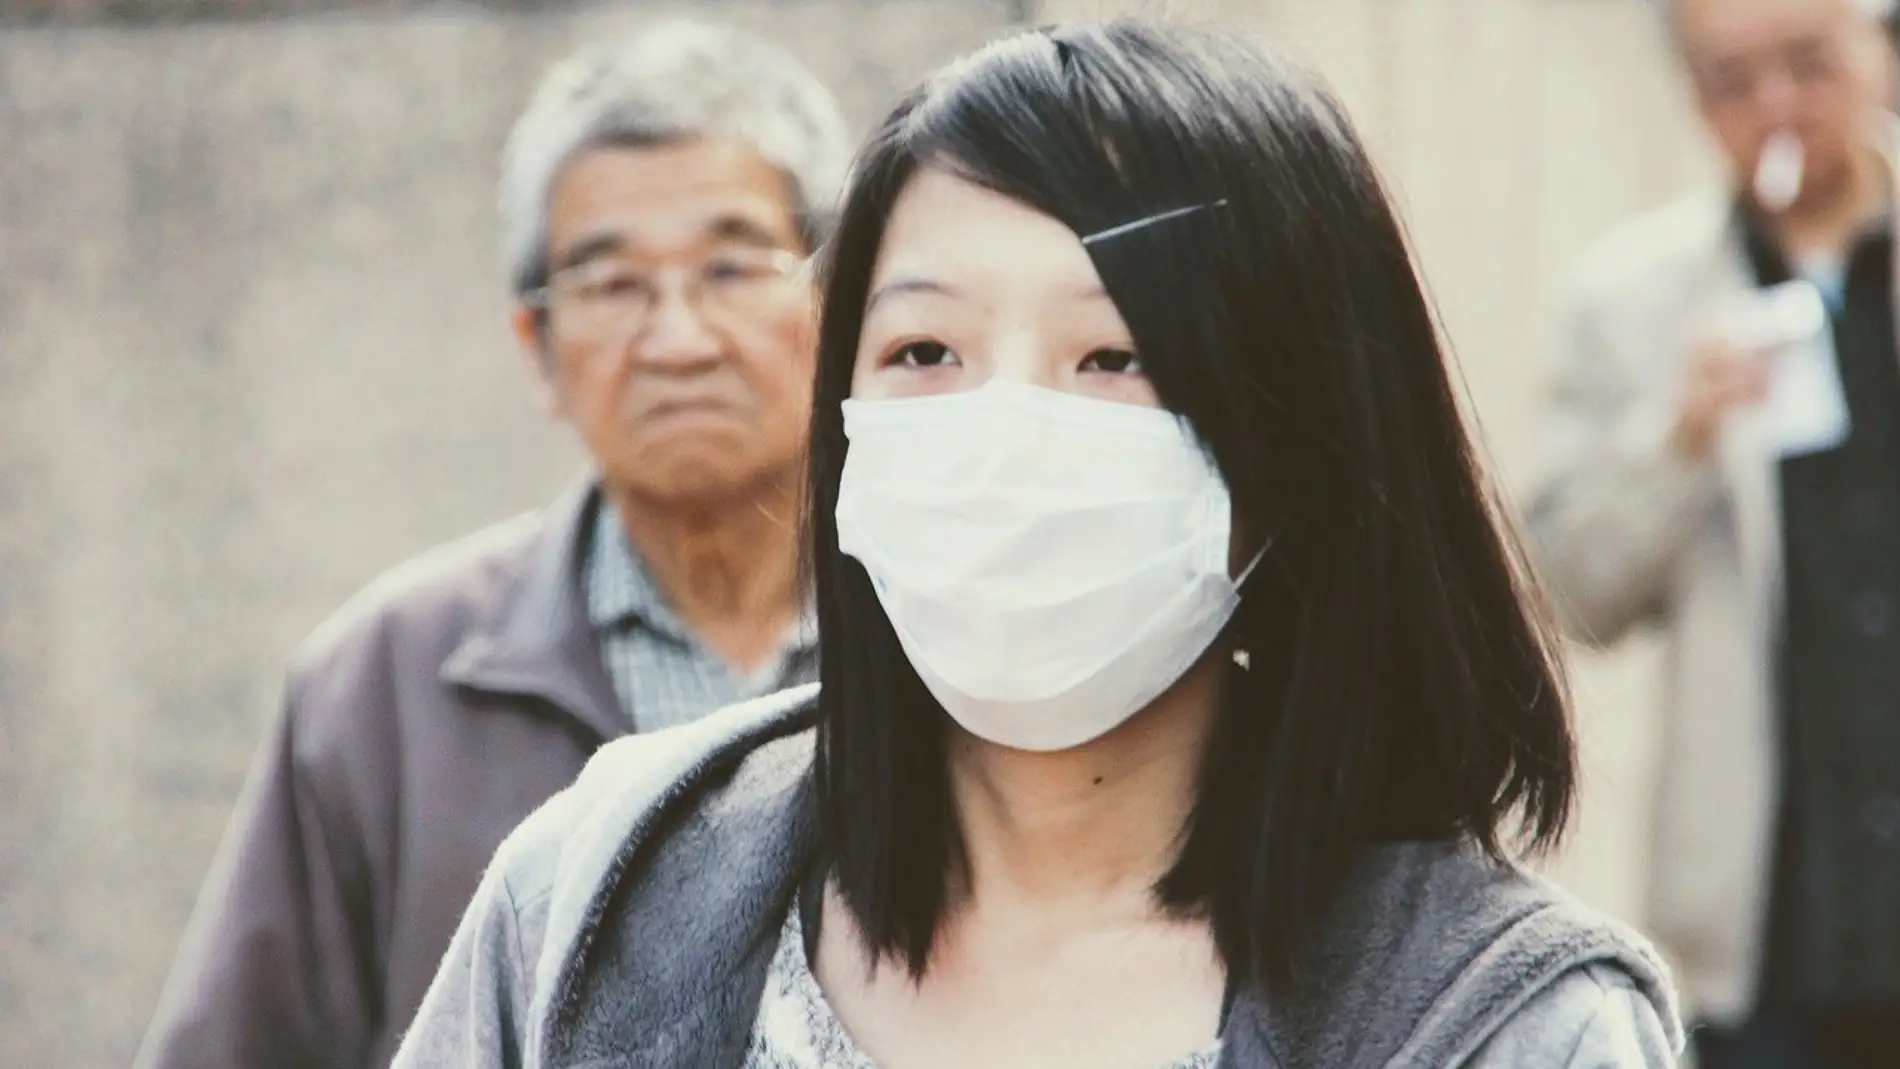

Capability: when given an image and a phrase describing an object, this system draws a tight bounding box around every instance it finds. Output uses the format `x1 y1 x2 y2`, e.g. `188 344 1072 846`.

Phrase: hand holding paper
1717 279 1850 459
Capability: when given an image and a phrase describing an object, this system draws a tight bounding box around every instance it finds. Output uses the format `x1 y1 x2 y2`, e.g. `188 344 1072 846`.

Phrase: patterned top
583 500 818 732
742 901 1224 1069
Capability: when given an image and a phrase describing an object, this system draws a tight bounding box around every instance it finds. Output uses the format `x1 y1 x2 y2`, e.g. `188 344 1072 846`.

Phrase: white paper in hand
1721 280 1848 458
1768 331 1852 457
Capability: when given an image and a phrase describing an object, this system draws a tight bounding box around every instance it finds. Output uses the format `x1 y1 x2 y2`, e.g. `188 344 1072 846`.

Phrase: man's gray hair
499 20 851 298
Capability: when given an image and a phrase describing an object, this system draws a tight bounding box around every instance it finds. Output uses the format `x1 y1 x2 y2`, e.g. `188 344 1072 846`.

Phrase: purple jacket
136 485 631 1069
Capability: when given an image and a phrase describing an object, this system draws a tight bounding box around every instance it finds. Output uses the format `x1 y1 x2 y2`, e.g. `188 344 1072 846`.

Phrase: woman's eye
889 341 958 368
1080 348 1144 375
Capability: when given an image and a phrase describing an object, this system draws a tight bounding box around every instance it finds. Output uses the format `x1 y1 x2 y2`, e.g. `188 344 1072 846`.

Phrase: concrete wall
0 4 1014 1064
1 1 1716 1065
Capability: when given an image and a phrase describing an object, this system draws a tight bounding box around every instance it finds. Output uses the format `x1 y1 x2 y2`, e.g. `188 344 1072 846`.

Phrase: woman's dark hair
806 19 1574 995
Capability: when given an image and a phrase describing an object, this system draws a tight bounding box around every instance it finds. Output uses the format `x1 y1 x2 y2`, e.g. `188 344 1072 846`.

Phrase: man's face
518 139 815 508
1677 0 1891 210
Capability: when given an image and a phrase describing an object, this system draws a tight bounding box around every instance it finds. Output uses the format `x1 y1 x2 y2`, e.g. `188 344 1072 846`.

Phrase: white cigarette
1754 130 1805 212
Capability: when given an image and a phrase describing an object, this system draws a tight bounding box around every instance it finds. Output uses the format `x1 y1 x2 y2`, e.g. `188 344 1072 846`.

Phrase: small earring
1232 649 1251 671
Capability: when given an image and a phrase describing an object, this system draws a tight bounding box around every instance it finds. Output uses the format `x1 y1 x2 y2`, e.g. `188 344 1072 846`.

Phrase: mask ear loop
1229 538 1272 671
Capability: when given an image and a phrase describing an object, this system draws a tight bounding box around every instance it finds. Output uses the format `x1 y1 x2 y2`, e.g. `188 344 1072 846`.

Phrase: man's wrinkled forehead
1668 0 1888 49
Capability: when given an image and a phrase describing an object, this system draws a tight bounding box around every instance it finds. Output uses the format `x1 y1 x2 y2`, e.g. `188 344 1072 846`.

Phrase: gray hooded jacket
390 685 1683 1068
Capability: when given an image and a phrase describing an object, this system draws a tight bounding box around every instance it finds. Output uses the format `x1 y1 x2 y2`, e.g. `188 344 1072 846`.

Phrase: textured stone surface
1 0 631 26
1 0 1032 26
0 5 1012 1066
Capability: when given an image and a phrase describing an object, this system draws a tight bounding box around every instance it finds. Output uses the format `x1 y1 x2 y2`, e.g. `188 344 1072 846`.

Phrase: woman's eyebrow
864 276 1110 310
866 275 964 311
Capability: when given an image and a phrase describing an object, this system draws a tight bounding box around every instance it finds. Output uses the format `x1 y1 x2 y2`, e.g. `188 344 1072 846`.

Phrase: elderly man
134 21 847 1069
1528 1 1899 1066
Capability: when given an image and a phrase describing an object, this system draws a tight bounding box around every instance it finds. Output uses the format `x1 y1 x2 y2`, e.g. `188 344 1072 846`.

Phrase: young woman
393 20 1681 1069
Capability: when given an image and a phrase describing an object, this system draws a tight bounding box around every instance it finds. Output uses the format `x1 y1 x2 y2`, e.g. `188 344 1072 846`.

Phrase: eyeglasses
525 246 805 339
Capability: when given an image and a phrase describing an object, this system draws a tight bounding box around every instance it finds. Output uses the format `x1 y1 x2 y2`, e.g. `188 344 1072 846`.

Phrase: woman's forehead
869 169 1104 298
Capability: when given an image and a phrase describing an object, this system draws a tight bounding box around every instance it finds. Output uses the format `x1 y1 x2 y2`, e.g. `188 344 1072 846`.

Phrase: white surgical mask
834 379 1258 752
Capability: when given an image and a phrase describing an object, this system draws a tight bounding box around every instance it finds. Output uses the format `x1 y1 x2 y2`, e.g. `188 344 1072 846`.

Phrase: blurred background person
1527 0 1900 1066
131 21 847 1069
